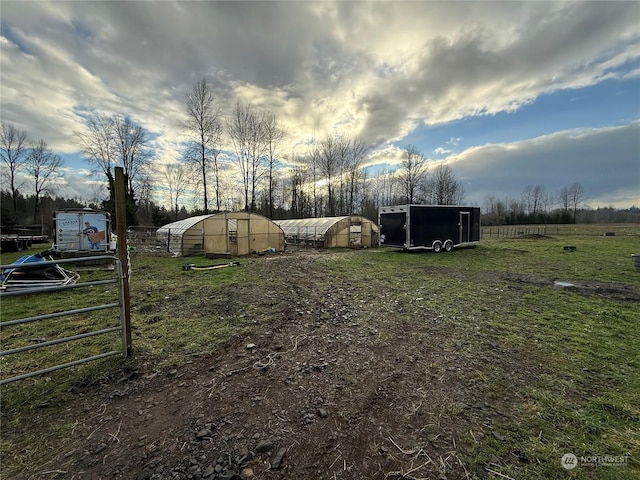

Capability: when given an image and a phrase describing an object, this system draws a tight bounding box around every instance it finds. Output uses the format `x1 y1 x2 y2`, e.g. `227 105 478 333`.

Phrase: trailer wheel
432 240 442 253
16 240 24 251
444 240 453 252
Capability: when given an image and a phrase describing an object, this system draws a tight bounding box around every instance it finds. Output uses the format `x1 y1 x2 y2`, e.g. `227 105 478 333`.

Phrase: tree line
0 188 181 233
484 183 587 225
3 187 635 236
0 190 87 232
0 123 64 226
482 183 639 225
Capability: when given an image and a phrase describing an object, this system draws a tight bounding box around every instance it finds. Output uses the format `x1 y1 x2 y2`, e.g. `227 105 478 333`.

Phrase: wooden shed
274 216 379 248
156 212 285 257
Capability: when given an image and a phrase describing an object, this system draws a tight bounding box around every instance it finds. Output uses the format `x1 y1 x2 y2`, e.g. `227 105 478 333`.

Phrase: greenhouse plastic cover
274 216 351 238
156 214 214 236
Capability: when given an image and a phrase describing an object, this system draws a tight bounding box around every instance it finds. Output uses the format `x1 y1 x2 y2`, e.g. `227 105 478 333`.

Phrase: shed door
349 222 362 247
236 219 250 255
460 212 470 243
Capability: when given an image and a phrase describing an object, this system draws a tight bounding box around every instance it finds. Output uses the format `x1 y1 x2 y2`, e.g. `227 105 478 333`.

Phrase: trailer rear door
380 212 406 247
460 211 470 243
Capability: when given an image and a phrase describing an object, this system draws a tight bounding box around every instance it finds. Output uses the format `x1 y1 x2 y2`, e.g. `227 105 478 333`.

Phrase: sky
1 0 639 210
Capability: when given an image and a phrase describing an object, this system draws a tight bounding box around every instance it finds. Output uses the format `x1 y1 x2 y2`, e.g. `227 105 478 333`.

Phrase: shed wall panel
204 212 284 256
203 217 229 254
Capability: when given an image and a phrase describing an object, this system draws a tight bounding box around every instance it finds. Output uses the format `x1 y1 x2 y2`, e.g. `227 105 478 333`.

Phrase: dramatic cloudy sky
1 1 639 208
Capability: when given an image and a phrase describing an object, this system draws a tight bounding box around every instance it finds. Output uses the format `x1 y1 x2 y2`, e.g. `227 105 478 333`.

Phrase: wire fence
481 223 640 238
126 226 171 255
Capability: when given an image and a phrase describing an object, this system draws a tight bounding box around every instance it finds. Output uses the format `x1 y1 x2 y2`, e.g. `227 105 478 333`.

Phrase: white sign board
55 211 110 252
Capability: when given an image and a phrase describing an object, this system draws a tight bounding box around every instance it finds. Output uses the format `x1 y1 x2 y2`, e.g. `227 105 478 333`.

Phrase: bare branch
1 122 30 215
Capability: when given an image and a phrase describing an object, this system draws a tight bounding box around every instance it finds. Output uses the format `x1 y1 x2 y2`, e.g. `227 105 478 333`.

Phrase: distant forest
1 189 638 236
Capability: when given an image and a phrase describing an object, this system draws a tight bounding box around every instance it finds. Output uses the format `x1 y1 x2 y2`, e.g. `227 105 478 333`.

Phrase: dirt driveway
16 251 524 480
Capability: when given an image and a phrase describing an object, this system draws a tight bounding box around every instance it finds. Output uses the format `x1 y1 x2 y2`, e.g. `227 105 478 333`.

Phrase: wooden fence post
115 167 132 356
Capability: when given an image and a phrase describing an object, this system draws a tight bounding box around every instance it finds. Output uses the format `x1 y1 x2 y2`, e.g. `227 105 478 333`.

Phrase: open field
1 231 639 479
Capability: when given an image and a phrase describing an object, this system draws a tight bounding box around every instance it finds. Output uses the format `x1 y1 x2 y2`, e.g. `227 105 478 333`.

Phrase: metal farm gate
0 255 130 385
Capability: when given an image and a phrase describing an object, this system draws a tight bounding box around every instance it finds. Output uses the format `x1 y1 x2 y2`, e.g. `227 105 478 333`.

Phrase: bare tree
227 101 268 212
397 145 428 204
483 195 508 225
76 113 117 192
262 111 285 218
522 184 546 216
428 164 465 205
335 135 350 214
161 162 195 220
568 182 586 223
113 114 151 204
317 135 340 215
370 170 391 209
136 174 154 225
289 163 309 218
183 78 224 213
76 112 150 224
1 122 29 217
359 167 378 220
508 198 525 222
228 102 251 211
309 143 321 217
26 139 63 222
557 186 571 214
345 137 368 215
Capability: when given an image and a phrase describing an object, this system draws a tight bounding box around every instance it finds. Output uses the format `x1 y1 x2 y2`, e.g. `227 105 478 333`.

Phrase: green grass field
328 236 639 479
1 230 639 478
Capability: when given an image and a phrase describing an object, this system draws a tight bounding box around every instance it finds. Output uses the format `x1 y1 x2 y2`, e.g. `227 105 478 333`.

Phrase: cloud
1 1 639 207
445 122 640 206
433 147 452 156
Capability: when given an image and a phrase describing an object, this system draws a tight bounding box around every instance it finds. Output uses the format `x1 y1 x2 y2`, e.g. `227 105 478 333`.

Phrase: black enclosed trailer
379 205 480 252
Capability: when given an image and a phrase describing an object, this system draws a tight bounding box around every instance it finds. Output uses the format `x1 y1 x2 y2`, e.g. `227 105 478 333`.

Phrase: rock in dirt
255 439 274 452
237 448 254 466
270 447 287 469
240 468 254 479
202 465 215 478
